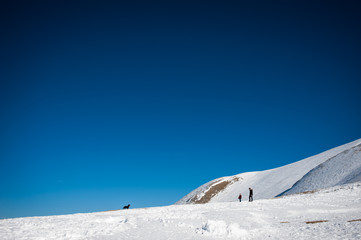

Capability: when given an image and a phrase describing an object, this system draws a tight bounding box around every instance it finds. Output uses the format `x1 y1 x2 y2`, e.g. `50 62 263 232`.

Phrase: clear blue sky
1 0 361 218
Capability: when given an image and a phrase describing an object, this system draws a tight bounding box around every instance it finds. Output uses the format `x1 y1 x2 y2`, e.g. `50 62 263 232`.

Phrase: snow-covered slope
1 183 361 239
282 143 361 196
177 138 361 204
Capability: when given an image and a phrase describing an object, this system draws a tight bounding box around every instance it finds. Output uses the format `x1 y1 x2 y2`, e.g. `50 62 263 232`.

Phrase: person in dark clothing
249 188 253 202
238 193 242 202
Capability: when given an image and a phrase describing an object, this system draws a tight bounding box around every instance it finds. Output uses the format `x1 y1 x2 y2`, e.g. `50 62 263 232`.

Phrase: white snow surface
1 182 361 239
283 143 361 195
177 138 361 204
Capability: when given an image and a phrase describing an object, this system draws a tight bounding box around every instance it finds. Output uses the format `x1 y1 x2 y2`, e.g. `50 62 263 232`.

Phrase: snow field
1 182 361 240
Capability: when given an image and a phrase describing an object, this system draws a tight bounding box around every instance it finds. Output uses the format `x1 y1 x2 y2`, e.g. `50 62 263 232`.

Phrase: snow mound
177 138 361 204
198 220 248 238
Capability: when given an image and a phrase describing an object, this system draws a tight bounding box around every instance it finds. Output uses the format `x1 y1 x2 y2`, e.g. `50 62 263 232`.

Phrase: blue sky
1 0 361 218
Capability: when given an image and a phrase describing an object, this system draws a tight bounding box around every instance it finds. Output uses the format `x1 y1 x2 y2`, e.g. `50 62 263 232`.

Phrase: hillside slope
177 138 361 204
281 143 361 196
1 182 361 239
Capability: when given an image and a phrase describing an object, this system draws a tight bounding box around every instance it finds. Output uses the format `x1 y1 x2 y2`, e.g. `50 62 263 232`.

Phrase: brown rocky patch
191 177 240 204
348 219 361 222
305 220 328 224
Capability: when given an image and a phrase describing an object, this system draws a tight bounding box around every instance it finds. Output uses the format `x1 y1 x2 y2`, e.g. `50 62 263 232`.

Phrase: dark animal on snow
123 204 130 209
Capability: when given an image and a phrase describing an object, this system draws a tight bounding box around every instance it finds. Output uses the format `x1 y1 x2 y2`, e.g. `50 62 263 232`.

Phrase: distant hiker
249 188 253 202
123 204 130 209
238 193 242 202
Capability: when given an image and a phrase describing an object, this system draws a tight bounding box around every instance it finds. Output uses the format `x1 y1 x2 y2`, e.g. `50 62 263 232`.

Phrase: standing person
238 193 242 202
249 188 253 202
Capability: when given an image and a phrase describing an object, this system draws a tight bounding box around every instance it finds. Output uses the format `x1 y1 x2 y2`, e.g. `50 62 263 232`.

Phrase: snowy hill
177 138 361 204
1 139 361 239
1 182 361 239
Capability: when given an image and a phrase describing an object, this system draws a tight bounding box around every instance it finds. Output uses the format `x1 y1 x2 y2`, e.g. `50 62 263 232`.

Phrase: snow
1 182 361 239
1 138 360 239
283 143 361 195
177 138 361 204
